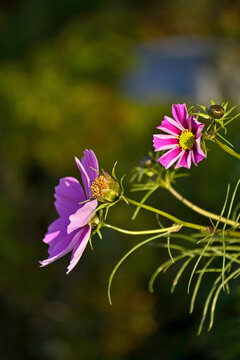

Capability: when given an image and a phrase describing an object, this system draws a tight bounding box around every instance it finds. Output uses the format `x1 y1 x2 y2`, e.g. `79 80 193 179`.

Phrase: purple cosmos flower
40 149 99 274
153 104 206 169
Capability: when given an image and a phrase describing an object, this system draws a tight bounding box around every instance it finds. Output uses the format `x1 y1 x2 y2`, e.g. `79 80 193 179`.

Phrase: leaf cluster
148 180 240 333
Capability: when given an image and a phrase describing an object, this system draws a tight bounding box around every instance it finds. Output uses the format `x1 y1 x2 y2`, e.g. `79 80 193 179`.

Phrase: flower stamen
178 130 195 150
91 174 120 202
91 175 109 199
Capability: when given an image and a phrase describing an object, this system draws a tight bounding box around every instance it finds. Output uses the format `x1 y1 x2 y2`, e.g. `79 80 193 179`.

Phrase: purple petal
75 156 90 198
187 114 205 137
67 199 98 234
40 227 82 267
191 139 206 165
158 146 182 169
157 116 182 136
66 224 91 274
43 217 68 245
153 134 179 151
81 149 99 183
172 104 188 128
54 177 86 217
175 150 192 169
75 150 99 198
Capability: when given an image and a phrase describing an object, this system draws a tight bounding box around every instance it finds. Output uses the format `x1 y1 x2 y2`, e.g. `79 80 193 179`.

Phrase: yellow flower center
178 130 195 150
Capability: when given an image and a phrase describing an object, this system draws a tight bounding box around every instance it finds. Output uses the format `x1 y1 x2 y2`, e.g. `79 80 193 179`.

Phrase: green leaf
216 133 233 147
221 180 240 285
111 161 118 180
209 267 240 331
187 235 213 294
196 104 208 111
108 231 170 305
171 257 193 293
132 185 159 220
199 113 210 119
167 233 175 263
215 138 240 160
222 101 229 110
223 106 236 117
190 257 214 313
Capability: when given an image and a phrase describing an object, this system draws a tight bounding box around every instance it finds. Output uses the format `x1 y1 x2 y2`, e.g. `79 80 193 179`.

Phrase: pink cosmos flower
40 149 99 274
153 104 206 169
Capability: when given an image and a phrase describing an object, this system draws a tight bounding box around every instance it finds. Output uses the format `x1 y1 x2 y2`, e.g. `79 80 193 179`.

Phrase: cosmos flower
40 149 99 274
153 104 206 169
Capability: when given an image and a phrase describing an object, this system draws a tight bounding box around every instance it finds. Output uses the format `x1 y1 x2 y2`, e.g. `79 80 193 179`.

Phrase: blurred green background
0 1 240 359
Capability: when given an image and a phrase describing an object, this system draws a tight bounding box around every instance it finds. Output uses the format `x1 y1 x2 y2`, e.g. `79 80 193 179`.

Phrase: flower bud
208 105 225 119
91 172 120 203
139 155 154 168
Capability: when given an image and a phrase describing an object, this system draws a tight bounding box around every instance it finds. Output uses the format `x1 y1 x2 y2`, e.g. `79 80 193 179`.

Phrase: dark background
0 1 240 359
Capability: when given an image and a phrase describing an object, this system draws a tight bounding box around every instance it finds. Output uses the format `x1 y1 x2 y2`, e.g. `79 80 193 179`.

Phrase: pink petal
67 199 98 234
175 150 192 169
172 104 188 129
40 228 82 267
66 224 91 274
54 177 86 217
175 150 187 168
195 138 206 157
191 139 206 165
158 146 182 169
157 116 182 136
189 115 205 138
153 134 179 151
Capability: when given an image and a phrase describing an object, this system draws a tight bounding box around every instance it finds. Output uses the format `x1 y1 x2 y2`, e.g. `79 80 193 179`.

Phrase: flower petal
75 149 99 198
81 149 99 183
75 156 90 198
175 149 192 169
43 217 68 245
192 139 206 165
67 199 98 234
157 116 182 136
172 104 188 128
189 115 205 138
54 177 86 217
40 227 82 267
153 134 179 151
158 146 182 169
175 150 186 168
66 224 91 274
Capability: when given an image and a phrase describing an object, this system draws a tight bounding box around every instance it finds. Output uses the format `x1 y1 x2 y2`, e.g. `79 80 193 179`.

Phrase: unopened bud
139 155 154 168
91 172 120 203
208 105 225 119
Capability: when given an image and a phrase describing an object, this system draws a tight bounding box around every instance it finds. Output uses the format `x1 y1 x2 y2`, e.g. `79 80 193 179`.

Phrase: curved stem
103 223 180 235
215 138 240 160
167 185 240 228
125 197 207 232
108 225 180 304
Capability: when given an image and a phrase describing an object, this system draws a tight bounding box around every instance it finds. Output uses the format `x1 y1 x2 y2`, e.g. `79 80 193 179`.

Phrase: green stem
215 138 240 160
125 197 207 232
108 225 180 304
167 185 240 228
103 223 179 236
226 230 240 238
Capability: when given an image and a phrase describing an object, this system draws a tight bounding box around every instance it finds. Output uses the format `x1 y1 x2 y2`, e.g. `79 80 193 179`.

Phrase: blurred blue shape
121 36 218 103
